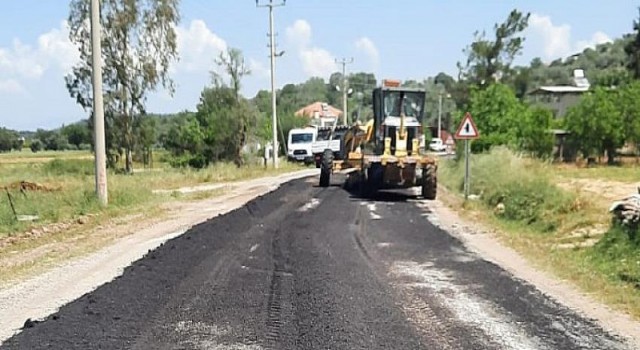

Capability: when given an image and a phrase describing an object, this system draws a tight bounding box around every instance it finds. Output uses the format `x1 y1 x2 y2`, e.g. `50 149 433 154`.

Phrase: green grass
440 147 591 233
439 147 640 319
554 163 640 183
0 149 91 162
0 151 306 237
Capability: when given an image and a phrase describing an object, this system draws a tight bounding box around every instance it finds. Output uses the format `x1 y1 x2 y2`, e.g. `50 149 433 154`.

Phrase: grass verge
439 147 640 319
0 154 304 237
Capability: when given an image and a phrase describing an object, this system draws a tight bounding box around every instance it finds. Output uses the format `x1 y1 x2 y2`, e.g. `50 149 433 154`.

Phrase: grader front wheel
421 164 437 200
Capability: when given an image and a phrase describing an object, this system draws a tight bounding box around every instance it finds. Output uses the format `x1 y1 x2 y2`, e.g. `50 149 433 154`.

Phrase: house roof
294 102 343 118
528 85 590 94
441 130 455 144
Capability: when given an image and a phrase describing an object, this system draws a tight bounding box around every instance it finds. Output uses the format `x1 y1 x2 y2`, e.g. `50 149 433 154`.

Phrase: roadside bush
30 140 43 153
43 159 94 176
169 154 208 169
588 224 640 287
440 147 576 232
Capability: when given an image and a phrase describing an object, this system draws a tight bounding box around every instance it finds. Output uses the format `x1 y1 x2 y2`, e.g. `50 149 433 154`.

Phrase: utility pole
437 92 443 140
336 57 353 125
91 0 108 206
257 0 286 169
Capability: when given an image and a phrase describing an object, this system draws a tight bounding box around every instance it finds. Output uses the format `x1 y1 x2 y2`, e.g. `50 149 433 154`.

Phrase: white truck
311 125 349 168
428 137 446 152
287 127 317 164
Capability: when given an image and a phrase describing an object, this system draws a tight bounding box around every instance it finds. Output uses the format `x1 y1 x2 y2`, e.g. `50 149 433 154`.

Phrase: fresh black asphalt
1 177 633 349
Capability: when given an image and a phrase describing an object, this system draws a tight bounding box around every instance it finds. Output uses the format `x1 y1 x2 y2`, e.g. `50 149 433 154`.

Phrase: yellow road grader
318 79 438 199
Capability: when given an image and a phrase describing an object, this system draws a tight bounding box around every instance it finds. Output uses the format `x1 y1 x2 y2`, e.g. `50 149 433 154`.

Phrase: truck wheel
421 164 437 200
319 149 333 187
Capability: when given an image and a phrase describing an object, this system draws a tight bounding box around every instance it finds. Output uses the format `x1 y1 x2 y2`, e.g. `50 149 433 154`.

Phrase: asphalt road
1 176 633 349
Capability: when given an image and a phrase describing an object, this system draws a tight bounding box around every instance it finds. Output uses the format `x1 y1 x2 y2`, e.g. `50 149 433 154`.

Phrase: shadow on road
345 187 420 203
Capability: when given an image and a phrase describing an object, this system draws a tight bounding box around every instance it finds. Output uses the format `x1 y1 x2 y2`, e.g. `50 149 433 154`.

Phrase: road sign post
454 112 480 200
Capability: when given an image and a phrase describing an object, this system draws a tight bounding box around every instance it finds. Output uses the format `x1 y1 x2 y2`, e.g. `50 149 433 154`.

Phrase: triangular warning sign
454 112 479 139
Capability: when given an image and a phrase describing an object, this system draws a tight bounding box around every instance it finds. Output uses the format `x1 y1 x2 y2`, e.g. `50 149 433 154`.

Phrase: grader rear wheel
421 164 437 200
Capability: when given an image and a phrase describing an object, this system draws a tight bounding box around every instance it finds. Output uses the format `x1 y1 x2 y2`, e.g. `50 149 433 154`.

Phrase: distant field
0 150 93 164
0 150 304 237
553 163 640 183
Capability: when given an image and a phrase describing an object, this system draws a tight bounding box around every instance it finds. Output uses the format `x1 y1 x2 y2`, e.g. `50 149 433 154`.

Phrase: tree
467 83 525 152
66 0 180 173
564 88 624 163
135 115 157 167
62 122 91 149
30 140 43 153
0 128 17 153
194 85 255 166
167 48 258 168
516 106 554 158
35 129 70 151
617 81 640 159
213 48 251 102
12 137 24 152
458 9 530 86
625 9 640 79
211 48 254 166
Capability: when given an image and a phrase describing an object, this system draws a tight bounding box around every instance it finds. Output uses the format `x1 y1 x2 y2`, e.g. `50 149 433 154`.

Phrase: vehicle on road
311 125 349 168
428 138 446 152
287 127 317 164
318 79 438 200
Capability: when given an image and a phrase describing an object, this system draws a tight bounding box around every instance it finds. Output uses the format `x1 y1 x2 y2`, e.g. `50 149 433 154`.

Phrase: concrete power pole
336 57 353 125
257 0 286 169
90 0 108 206
437 92 442 140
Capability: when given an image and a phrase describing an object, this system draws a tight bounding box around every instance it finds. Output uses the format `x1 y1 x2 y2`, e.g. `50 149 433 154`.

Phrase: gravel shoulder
430 185 640 349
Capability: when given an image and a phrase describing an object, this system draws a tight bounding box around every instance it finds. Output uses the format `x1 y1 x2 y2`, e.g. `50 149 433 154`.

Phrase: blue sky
0 0 635 130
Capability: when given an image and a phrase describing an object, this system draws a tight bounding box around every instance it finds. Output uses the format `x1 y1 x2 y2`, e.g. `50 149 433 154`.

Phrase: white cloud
300 48 336 77
38 22 79 73
249 58 270 79
575 31 613 52
0 21 78 80
528 13 612 61
286 19 312 48
0 79 26 95
175 20 227 73
285 19 336 79
355 37 380 69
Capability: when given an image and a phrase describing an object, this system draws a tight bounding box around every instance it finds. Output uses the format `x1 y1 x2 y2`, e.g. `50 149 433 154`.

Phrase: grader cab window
382 91 425 118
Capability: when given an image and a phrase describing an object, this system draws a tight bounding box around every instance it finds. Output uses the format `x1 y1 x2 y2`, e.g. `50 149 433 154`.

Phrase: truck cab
287 127 317 163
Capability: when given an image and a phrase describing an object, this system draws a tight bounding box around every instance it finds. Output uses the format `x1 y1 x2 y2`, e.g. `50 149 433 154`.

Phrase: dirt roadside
421 186 640 349
0 169 319 344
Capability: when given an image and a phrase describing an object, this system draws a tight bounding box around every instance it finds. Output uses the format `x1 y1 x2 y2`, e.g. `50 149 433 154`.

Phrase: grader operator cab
318 79 437 199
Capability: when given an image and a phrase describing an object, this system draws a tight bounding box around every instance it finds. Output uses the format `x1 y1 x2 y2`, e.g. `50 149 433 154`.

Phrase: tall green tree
564 88 624 163
458 9 530 86
625 9 640 79
467 83 525 152
213 48 251 102
617 81 640 158
66 0 180 173
0 128 17 153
